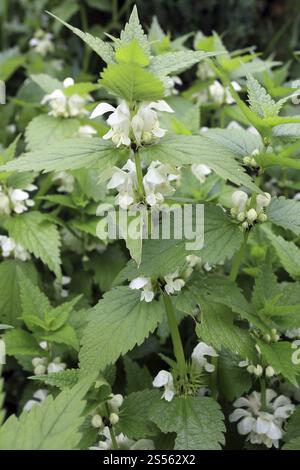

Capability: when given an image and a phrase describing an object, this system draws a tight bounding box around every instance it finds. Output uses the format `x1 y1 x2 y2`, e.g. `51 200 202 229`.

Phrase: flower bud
254 365 263 377
32 357 43 368
256 192 271 211
109 413 119 425
247 208 257 223
34 364 46 375
232 190 248 212
91 414 103 429
265 366 276 378
247 365 256 374
242 221 249 230
237 211 246 222
258 213 267 222
109 394 123 410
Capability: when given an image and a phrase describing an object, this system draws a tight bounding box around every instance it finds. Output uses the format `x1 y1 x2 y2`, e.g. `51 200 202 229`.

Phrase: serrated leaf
119 6 150 55
267 197 300 236
0 260 37 326
100 63 165 102
149 51 219 77
19 272 51 322
124 356 153 394
79 287 164 372
261 225 300 280
204 128 263 157
118 390 160 439
5 212 61 277
4 329 42 357
247 74 278 118
196 303 256 361
115 39 149 66
25 115 80 151
284 405 300 443
0 138 123 174
47 12 115 64
30 369 79 390
41 324 79 351
0 378 93 450
140 135 260 193
150 396 225 450
257 340 300 386
218 350 252 401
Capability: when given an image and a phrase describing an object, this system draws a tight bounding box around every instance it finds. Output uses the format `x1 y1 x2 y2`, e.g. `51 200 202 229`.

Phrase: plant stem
210 357 218 400
260 377 267 411
229 231 249 282
163 292 186 375
134 150 145 200
105 403 119 449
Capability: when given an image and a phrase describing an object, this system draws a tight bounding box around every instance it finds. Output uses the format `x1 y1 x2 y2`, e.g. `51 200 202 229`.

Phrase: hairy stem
134 150 145 200
229 231 249 282
163 292 186 375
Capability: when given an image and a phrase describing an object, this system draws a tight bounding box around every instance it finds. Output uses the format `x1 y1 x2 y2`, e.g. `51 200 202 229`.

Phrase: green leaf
261 225 300 280
118 390 160 439
41 324 79 351
247 74 278 118
204 128 263 157
0 47 26 81
19 272 51 323
124 356 153 394
5 212 61 277
266 197 300 236
100 63 165 102
79 287 164 372
47 12 115 64
119 6 150 55
30 369 80 390
0 260 37 326
25 115 80 151
140 135 260 193
0 138 123 173
284 405 300 443
4 329 42 357
218 350 252 401
0 378 93 450
257 340 300 386
283 437 300 450
196 303 256 361
150 396 225 450
30 74 63 94
149 51 220 77
115 39 150 66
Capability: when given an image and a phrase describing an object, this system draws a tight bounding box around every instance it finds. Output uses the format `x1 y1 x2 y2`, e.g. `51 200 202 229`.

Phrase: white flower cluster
229 389 295 448
32 355 66 376
52 171 75 194
90 427 154 451
23 389 48 412
239 359 276 379
129 270 185 302
107 159 179 209
243 149 260 168
29 29 54 56
0 236 30 261
0 184 36 215
41 78 90 118
90 393 155 450
153 342 218 401
165 76 183 96
209 80 241 105
231 190 271 229
90 100 174 147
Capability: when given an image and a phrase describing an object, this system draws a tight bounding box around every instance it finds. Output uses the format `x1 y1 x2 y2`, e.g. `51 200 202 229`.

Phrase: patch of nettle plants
1 5 300 451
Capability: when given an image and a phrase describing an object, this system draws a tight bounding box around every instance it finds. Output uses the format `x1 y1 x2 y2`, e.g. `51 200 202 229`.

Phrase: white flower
52 171 75 193
153 370 175 401
132 100 174 146
90 427 135 450
229 389 295 448
256 192 271 212
165 76 183 96
29 30 54 56
209 80 241 105
286 328 300 339
0 236 30 261
191 164 211 183
78 125 97 137
231 190 249 214
90 101 131 147
0 184 36 215
107 159 137 209
164 271 185 295
54 275 71 298
143 160 178 207
47 357 66 374
192 342 218 373
23 389 48 411
129 277 154 303
91 100 173 147
42 78 90 118
108 393 123 412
